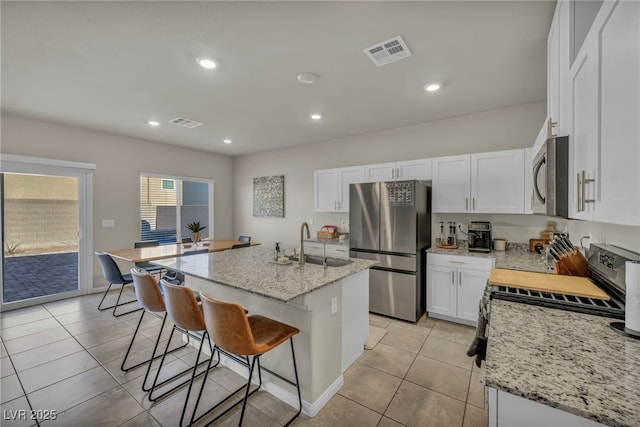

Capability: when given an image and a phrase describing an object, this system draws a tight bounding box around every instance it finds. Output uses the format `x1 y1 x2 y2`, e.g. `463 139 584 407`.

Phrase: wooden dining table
105 239 256 263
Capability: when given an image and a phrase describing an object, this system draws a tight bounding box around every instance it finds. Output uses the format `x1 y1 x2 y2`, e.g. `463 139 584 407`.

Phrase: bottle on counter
274 242 280 261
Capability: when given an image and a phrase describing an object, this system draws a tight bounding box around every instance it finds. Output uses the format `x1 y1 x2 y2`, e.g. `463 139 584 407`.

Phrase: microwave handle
533 155 546 203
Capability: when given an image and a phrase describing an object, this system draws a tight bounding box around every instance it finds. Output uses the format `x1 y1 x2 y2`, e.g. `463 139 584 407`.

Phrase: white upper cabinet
593 0 640 226
547 0 572 137
314 166 363 212
363 159 432 182
565 0 640 225
432 155 471 212
570 27 599 220
433 149 526 213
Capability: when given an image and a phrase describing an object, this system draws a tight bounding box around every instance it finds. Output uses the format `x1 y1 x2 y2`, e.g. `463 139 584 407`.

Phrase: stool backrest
237 235 251 242
95 252 126 285
160 280 206 332
130 268 165 312
199 291 257 355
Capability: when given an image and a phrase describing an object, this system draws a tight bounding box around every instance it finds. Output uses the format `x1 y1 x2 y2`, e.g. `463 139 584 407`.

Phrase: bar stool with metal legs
150 280 220 409
194 291 302 427
122 268 189 387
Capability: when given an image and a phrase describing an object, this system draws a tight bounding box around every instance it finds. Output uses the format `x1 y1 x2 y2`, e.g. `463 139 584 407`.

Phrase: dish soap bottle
274 242 280 261
437 221 445 244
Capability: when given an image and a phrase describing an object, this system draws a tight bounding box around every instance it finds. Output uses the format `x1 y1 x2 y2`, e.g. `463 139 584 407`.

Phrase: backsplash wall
311 211 640 254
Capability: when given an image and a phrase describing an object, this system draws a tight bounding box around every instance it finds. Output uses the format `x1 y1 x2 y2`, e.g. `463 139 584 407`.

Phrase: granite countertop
427 241 551 273
485 300 640 427
152 246 375 303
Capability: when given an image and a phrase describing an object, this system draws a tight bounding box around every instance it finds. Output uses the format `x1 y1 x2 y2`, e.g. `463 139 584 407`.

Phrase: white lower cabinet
303 241 350 258
489 388 606 427
426 253 494 326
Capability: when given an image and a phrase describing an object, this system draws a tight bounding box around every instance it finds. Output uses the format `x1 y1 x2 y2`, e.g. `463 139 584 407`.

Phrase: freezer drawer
369 268 420 322
350 251 416 271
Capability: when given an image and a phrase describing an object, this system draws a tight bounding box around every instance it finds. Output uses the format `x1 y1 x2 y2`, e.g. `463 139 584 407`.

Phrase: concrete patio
2 252 78 303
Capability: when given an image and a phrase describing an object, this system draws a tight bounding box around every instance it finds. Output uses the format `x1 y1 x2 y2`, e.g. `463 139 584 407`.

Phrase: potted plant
186 220 207 243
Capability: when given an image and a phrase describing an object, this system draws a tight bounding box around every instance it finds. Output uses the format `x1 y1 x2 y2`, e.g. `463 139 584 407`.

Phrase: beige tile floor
0 290 487 426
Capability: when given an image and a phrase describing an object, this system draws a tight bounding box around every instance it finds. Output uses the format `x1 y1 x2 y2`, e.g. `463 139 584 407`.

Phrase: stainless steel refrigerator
349 181 431 322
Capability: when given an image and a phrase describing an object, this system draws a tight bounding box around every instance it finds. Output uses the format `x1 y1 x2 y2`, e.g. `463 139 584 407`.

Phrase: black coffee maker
468 221 492 252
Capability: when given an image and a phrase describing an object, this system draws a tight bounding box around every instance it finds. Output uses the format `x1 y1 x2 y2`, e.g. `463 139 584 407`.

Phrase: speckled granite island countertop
485 300 640 427
152 246 376 302
427 242 551 273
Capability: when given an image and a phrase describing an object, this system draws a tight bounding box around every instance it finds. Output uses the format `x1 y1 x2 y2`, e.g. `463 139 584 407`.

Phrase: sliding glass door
1 155 94 310
139 174 213 244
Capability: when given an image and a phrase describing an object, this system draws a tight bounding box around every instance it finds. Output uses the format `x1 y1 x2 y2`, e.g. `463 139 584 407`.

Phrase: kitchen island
152 246 376 416
485 300 640 427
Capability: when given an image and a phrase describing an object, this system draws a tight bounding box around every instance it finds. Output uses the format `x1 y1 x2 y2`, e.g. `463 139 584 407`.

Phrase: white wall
233 100 640 254
1 113 234 288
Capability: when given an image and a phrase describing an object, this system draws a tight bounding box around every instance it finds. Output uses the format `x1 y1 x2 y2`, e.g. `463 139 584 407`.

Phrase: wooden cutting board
488 268 609 300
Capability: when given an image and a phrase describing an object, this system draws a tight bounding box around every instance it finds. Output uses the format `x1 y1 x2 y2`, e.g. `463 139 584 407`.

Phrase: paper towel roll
625 261 640 332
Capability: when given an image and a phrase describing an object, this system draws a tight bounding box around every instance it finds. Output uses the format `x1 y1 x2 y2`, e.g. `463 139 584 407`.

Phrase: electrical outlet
340 219 347 227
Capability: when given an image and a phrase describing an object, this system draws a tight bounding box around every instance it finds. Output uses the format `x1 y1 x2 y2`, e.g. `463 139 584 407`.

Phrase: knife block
554 251 591 277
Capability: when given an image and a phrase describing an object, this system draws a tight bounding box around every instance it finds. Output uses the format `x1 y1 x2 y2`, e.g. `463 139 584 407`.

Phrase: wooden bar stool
122 268 189 386
194 291 302 427
155 281 220 419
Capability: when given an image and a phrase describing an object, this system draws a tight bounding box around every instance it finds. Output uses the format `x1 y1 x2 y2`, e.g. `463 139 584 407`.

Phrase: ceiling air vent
168 117 202 129
363 36 412 67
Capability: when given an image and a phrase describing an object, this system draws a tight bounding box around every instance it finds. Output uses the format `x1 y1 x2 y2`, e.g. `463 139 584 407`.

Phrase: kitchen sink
288 255 352 267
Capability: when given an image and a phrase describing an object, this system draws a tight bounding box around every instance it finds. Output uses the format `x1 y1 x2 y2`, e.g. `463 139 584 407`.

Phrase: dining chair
193 291 302 426
133 240 165 276
95 252 142 317
237 235 251 243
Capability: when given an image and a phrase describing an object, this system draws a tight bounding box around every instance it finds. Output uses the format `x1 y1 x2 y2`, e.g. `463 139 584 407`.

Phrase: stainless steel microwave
532 136 569 218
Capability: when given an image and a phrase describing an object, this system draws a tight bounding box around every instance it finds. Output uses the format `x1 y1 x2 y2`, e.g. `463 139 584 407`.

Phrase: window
140 174 214 244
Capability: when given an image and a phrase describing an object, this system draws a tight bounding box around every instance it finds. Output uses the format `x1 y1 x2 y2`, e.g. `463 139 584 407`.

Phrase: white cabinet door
397 159 432 181
325 243 350 258
570 31 599 220
337 167 364 212
595 0 640 226
314 169 339 212
363 162 396 182
432 155 471 213
426 264 457 317
457 268 490 323
471 149 525 213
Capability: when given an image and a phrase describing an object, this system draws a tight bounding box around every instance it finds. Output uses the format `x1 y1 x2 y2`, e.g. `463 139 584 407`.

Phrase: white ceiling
1 1 555 156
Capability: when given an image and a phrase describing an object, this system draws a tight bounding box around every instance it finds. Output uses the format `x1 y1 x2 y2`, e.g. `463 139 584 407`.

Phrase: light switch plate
102 219 115 227
331 296 338 314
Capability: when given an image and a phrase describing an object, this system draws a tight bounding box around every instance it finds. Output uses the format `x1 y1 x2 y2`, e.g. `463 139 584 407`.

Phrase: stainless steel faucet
299 222 310 265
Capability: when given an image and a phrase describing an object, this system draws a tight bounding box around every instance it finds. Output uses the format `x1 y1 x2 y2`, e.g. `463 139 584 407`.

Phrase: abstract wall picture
253 175 284 217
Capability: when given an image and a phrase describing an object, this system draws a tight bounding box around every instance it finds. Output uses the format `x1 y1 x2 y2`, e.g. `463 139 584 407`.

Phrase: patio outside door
1 155 94 310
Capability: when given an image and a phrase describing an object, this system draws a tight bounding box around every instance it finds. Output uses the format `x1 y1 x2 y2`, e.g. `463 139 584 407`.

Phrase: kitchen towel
626 261 640 332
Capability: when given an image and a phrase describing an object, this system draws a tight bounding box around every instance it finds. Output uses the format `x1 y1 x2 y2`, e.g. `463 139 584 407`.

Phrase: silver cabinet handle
577 173 582 212
451 271 455 285
582 170 595 211
465 197 469 210
472 197 476 210
449 260 465 264
459 271 462 285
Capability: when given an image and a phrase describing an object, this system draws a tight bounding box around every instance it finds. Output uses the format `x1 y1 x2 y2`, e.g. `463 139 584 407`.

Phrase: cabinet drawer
427 253 494 271
325 244 350 258
304 242 324 256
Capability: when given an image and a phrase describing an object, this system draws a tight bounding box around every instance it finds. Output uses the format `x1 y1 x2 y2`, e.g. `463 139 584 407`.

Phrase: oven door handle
533 155 546 203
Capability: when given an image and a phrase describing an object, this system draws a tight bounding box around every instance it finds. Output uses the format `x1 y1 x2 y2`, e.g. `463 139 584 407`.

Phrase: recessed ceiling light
424 83 441 92
223 139 232 144
297 73 318 84
310 114 322 120
197 57 217 69
147 120 160 126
